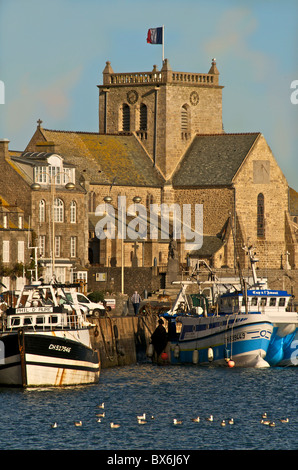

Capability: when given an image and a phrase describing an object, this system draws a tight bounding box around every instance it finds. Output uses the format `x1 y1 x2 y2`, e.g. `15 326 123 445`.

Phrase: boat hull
165 314 273 368
266 327 298 367
0 328 100 387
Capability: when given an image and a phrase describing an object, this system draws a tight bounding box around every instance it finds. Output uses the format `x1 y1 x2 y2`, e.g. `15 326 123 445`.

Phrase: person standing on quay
131 291 142 315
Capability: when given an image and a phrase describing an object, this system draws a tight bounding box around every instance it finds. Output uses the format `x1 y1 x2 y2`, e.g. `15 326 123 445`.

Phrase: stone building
0 138 89 285
2 57 298 293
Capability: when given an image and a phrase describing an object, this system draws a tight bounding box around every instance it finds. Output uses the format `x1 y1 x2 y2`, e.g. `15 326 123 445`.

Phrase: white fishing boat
0 282 100 387
150 246 298 368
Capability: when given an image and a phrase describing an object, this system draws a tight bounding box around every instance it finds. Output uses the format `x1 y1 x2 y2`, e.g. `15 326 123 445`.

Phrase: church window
139 104 147 131
89 191 96 212
257 193 265 238
121 104 130 131
181 104 190 140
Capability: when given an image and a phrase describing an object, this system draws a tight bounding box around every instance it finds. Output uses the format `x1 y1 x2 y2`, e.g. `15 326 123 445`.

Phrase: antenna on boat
242 245 259 287
27 216 39 282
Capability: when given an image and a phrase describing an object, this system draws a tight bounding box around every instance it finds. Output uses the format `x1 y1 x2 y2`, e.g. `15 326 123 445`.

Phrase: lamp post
31 171 75 280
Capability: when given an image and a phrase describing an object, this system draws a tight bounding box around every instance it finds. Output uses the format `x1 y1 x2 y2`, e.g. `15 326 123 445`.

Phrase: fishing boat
151 246 298 368
0 281 100 387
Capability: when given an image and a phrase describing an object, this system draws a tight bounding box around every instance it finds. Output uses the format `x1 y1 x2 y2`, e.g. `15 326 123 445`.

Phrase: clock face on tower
127 90 138 104
190 91 199 106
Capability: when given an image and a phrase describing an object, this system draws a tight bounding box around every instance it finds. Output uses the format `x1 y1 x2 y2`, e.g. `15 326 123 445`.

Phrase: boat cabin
219 289 291 314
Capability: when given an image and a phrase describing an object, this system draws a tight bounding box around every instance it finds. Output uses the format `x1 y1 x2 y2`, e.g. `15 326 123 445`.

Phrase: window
181 104 190 140
279 298 286 307
3 240 9 262
3 214 7 229
269 298 276 307
18 216 23 229
55 236 61 257
251 297 258 306
54 198 64 222
17 241 25 263
34 166 47 183
39 200 46 222
39 235 45 257
89 192 96 212
139 104 147 131
257 193 265 238
70 201 76 223
121 104 130 131
70 236 76 258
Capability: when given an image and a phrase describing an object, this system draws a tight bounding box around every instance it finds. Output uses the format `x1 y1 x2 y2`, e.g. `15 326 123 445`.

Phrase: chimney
0 138 10 161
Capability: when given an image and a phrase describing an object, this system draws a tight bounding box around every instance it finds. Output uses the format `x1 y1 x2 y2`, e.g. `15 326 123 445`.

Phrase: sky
0 0 297 187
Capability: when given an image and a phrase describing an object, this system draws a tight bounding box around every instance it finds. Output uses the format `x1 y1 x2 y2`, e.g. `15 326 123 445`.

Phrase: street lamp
31 172 75 280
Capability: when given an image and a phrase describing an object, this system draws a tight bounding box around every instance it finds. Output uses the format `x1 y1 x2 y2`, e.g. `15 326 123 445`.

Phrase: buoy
161 352 168 361
207 348 214 362
228 360 235 368
192 349 199 364
147 343 154 357
174 344 180 359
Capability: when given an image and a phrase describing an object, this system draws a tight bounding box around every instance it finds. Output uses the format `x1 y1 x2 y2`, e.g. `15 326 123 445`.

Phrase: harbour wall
89 314 158 369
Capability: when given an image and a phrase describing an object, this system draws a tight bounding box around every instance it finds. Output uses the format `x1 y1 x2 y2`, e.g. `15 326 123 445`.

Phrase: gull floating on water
74 421 82 427
137 418 147 425
173 418 183 425
191 416 200 423
96 412 105 418
260 419 270 425
279 418 289 423
221 420 226 427
97 403 105 409
51 422 58 429
137 413 146 420
110 422 120 428
269 421 276 427
228 418 234 425
206 415 213 422
262 412 268 419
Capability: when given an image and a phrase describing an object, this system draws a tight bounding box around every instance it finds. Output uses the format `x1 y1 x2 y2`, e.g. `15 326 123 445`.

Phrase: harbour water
0 363 297 451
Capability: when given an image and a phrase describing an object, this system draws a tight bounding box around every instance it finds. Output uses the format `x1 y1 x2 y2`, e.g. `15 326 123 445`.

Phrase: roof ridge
42 128 133 137
195 132 261 137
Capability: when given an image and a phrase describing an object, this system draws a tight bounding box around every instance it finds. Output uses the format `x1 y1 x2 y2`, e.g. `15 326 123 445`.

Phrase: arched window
257 193 265 237
54 198 64 223
39 200 46 223
181 104 190 140
139 104 147 131
121 104 130 131
70 201 77 223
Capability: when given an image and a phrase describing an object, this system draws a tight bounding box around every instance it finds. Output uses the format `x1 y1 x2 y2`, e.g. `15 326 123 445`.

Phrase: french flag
147 27 163 45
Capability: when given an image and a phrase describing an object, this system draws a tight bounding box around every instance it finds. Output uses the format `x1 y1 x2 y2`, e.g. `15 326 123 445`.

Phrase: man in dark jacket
151 318 168 361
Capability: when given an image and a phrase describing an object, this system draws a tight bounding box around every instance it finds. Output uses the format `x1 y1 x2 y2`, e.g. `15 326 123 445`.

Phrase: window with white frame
54 198 64 222
39 235 46 257
70 236 76 257
3 240 9 262
17 240 25 263
18 215 23 229
3 214 7 229
34 166 47 183
55 236 61 257
70 201 76 223
39 200 46 222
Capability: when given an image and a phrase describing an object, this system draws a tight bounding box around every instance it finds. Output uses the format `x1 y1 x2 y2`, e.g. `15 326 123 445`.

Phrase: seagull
173 418 183 425
262 412 268 419
260 419 270 425
74 421 82 427
221 420 226 427
191 416 200 423
228 418 234 425
269 421 276 427
96 412 105 418
51 422 58 428
96 418 102 423
110 422 120 429
137 413 146 420
137 418 147 425
97 403 105 409
206 415 213 422
279 418 289 423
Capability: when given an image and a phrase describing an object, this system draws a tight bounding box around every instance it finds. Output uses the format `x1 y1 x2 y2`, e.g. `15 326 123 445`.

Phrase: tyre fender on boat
192 349 199 364
174 344 180 358
208 347 214 362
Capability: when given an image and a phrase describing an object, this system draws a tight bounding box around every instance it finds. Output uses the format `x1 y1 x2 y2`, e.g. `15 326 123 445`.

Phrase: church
2 57 298 292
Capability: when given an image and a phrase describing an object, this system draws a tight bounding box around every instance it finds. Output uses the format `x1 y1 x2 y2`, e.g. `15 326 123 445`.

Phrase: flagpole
162 25 164 63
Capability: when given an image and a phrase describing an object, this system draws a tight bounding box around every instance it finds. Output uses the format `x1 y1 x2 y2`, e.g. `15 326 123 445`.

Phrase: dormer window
34 155 75 185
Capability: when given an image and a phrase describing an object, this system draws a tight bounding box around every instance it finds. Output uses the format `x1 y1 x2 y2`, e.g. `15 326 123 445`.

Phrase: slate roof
35 129 165 187
172 133 260 187
188 235 224 257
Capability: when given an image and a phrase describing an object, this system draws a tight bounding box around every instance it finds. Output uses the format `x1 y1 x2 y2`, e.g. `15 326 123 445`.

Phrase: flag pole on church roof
147 25 165 63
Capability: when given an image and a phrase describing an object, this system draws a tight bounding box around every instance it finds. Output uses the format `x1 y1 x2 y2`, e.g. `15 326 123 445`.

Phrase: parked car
63 289 106 317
